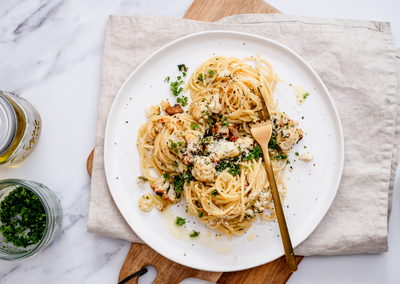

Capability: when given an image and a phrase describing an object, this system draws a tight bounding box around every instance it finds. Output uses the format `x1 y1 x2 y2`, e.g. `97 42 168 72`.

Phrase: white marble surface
0 0 399 283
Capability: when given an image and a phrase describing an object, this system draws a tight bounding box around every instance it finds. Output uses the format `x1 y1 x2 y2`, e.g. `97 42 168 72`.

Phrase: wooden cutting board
87 0 304 283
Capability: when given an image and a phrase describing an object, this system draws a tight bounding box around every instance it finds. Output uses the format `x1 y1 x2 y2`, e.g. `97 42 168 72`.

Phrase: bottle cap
0 94 17 156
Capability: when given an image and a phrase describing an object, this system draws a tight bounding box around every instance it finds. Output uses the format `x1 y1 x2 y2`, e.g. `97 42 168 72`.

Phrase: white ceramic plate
104 31 344 272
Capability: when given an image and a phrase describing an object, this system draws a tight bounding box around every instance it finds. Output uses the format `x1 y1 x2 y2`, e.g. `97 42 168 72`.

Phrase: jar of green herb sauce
0 179 62 261
0 91 41 166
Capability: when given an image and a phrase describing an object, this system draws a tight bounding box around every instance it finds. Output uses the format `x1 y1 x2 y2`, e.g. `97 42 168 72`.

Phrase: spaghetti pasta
137 53 303 238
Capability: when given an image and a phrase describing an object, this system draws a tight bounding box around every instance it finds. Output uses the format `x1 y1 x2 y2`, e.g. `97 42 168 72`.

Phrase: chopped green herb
177 141 184 147
303 93 310 99
198 212 204 218
173 161 179 167
163 173 170 180
304 146 307 149
198 73 203 82
177 64 188 72
222 117 229 127
274 153 288 160
173 166 194 198
190 231 200 238
191 122 199 130
177 96 188 106
286 160 291 164
208 70 215 76
139 176 148 181
268 133 280 150
168 139 179 154
183 72 187 77
211 190 218 197
295 152 299 156
0 186 46 248
164 76 170 83
175 216 186 226
177 76 181 80
170 80 184 96
244 144 263 161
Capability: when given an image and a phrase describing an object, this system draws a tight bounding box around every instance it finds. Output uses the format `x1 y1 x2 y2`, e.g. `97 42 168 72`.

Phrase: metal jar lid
0 94 17 156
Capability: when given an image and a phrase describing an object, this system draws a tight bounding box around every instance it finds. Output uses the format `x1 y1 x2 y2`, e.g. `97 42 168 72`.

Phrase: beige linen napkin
88 14 399 256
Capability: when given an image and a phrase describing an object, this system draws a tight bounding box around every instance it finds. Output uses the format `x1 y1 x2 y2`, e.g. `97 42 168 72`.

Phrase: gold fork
250 88 298 272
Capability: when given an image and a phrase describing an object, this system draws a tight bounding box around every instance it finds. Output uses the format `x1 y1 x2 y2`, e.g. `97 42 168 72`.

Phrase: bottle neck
0 94 17 156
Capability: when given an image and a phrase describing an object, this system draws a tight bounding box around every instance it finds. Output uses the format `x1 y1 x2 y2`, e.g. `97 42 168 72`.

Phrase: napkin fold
88 13 399 256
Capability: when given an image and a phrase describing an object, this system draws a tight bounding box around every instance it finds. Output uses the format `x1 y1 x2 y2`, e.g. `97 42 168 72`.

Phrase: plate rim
104 30 345 272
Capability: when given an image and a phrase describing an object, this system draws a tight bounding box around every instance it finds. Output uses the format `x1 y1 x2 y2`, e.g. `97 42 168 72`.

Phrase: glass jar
0 179 63 261
0 91 41 166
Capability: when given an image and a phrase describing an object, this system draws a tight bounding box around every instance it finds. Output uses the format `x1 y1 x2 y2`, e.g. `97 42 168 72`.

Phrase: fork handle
262 146 298 272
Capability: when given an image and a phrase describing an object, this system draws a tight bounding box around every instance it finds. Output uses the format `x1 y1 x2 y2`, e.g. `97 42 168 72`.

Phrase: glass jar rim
0 94 17 156
0 179 56 261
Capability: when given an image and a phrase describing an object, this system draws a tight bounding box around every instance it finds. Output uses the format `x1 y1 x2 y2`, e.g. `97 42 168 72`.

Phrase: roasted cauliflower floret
235 137 253 151
138 193 153 212
299 152 313 162
208 93 223 113
273 116 303 153
192 102 208 121
136 176 148 189
160 100 170 112
212 122 229 138
192 157 216 182
150 175 176 203
145 105 161 118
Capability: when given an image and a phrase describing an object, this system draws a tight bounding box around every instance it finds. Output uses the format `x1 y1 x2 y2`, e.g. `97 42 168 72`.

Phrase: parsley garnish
295 152 299 156
191 122 199 130
177 64 188 72
190 231 200 238
303 93 310 99
164 76 170 83
208 70 215 76
304 146 307 148
244 144 263 161
175 216 186 226
274 153 288 160
222 117 229 127
211 190 218 197
163 173 170 180
168 139 179 154
173 161 179 167
139 176 148 181
198 212 204 218
268 133 280 150
0 187 46 248
198 73 203 82
173 166 194 198
170 80 184 96
177 96 188 106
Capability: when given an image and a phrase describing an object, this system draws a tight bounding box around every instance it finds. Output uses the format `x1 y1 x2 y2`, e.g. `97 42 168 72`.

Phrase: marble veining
0 0 399 283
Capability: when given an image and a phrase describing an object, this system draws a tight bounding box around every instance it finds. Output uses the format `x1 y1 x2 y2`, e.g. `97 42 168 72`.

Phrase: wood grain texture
91 0 304 283
87 149 94 177
184 0 280 22
119 243 222 284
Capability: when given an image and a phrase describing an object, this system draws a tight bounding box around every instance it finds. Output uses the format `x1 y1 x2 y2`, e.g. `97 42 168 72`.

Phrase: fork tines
257 87 270 121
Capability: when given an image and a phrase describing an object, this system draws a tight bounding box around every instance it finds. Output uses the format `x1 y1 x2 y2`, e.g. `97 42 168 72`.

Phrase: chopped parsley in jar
0 186 46 248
